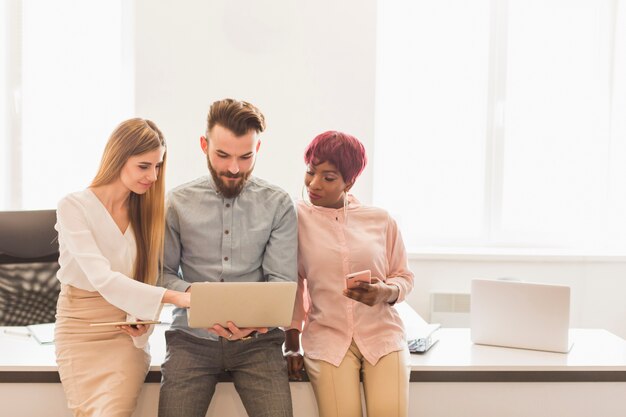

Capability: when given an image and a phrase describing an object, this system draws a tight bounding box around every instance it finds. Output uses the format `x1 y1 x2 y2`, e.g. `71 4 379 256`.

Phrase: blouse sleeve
127 305 162 349
384 214 414 303
56 196 166 320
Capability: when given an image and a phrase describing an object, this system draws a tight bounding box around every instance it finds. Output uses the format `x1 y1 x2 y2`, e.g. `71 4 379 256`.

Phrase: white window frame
374 0 626 256
1 0 134 210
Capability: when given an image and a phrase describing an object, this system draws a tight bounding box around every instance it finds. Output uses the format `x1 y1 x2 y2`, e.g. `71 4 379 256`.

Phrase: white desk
2 327 626 417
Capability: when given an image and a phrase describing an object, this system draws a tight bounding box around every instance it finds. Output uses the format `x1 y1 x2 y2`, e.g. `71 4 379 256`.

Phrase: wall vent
429 292 471 327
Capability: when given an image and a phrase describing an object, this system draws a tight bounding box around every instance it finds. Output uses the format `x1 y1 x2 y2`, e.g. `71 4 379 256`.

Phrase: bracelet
386 283 400 304
283 350 301 357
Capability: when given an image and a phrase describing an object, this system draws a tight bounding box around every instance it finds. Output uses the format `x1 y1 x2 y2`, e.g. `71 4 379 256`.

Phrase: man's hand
343 277 399 306
207 321 268 341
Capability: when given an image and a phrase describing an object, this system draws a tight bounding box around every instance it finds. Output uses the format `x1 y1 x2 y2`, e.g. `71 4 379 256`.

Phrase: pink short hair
304 131 368 184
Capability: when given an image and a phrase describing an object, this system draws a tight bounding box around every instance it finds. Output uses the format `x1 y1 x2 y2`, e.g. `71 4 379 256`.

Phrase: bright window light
0 1 8 209
4 0 132 210
500 0 612 247
375 0 490 246
375 0 626 252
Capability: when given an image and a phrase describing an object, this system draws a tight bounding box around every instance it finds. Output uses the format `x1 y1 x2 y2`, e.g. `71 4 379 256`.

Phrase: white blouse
55 189 165 322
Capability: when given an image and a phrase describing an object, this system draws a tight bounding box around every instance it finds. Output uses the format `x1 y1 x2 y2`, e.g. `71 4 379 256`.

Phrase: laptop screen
470 279 572 353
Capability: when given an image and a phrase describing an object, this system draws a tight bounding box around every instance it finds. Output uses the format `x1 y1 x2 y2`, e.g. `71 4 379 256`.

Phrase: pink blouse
290 196 414 366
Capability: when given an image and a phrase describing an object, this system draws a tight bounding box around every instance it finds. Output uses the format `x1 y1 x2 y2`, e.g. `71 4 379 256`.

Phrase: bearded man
158 98 297 417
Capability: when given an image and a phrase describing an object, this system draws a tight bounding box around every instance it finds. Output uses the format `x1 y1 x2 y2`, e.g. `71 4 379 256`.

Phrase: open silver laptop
188 281 297 328
470 279 573 353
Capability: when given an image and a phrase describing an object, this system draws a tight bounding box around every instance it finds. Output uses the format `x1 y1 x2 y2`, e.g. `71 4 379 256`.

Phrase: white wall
133 0 376 202
406 257 626 339
132 1 626 340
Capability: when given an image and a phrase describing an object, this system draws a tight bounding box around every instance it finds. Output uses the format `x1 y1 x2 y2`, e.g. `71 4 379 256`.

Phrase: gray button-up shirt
160 175 297 340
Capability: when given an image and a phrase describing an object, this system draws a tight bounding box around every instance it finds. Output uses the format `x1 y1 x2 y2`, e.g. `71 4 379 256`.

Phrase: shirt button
224 256 229 261
224 230 229 234
220 278 225 282
226 203 231 208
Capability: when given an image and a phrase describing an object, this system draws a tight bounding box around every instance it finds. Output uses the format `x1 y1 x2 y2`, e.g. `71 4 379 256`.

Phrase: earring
301 184 310 205
343 191 348 221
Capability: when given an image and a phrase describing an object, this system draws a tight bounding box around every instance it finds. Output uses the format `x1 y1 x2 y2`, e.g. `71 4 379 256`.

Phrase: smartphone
89 320 161 328
346 269 371 289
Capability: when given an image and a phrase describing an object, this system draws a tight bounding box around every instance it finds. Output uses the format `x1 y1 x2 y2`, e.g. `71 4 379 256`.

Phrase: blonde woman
54 118 190 417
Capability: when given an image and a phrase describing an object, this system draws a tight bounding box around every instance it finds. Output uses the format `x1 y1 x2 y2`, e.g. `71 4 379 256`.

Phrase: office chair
0 210 60 326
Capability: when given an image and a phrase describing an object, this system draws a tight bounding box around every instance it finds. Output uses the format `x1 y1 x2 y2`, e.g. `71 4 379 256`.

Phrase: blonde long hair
91 118 166 286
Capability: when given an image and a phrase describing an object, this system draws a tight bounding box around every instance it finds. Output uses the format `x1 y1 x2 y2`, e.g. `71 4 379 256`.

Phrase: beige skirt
55 284 150 417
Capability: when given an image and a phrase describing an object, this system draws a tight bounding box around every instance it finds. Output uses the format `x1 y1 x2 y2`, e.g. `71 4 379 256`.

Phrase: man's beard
207 156 252 199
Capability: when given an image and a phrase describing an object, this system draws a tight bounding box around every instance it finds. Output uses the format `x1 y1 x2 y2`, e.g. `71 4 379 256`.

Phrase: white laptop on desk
470 279 573 353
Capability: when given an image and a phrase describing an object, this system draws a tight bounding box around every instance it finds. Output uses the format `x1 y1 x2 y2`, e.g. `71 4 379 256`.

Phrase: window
1 0 132 210
374 0 626 252
0 1 10 209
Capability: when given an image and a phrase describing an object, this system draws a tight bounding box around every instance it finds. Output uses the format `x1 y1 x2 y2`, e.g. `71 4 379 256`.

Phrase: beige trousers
55 285 150 417
304 340 410 417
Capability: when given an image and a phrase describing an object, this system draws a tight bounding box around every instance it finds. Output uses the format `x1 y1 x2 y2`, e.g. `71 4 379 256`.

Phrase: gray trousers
158 329 293 417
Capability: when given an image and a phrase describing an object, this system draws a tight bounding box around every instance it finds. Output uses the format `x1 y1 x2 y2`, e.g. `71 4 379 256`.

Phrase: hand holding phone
346 269 372 289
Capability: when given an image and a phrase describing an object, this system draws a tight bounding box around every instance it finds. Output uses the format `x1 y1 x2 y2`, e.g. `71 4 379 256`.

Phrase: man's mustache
221 172 242 179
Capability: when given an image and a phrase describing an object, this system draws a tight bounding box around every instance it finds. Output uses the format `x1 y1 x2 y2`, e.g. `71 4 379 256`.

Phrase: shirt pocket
239 229 270 264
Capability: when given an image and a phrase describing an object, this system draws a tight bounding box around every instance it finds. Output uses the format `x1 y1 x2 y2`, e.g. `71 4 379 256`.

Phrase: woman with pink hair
285 131 414 417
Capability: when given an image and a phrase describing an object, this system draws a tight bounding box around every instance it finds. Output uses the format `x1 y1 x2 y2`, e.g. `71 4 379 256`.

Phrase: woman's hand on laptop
162 290 191 308
207 322 269 341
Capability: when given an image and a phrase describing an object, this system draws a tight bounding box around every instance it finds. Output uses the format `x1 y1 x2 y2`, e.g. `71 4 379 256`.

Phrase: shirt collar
302 193 361 214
